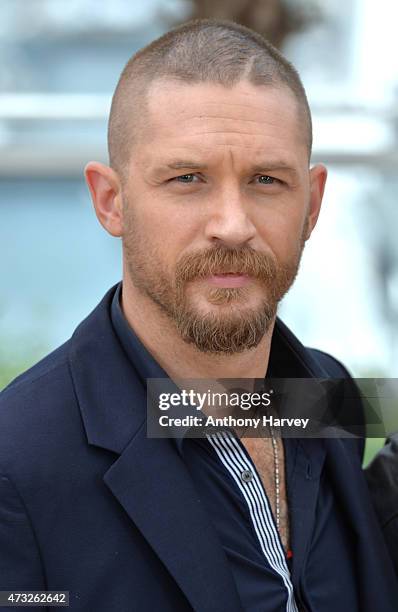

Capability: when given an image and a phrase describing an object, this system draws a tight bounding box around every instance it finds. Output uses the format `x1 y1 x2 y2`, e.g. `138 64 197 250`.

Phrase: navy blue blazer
0 285 397 611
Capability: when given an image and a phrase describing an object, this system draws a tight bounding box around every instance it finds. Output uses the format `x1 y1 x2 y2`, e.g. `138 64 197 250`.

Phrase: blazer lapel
69 286 243 612
104 424 243 612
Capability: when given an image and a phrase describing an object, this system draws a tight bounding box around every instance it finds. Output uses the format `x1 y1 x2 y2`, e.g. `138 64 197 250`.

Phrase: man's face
121 79 323 353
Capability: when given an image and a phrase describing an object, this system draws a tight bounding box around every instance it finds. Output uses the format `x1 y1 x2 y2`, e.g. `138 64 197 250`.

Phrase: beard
123 208 307 354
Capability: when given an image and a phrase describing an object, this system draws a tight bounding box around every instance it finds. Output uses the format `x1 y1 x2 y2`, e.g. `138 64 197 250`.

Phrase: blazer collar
269 317 330 378
68 284 146 454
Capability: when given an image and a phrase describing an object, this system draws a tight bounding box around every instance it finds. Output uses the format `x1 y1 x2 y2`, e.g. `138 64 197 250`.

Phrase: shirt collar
111 282 169 384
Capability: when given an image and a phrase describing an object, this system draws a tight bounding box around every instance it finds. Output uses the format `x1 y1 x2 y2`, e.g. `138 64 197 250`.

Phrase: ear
304 164 327 240
84 161 123 237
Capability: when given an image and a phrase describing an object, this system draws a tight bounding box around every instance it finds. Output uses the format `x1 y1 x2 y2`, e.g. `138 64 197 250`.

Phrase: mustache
175 246 278 284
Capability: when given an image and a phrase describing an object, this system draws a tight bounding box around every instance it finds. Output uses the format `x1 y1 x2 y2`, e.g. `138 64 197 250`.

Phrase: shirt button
241 469 253 483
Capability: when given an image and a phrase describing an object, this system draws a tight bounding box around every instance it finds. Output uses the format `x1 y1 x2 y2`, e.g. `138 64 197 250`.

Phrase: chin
191 290 264 316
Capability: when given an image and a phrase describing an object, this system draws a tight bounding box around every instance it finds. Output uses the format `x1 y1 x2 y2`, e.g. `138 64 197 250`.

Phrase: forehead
135 79 308 167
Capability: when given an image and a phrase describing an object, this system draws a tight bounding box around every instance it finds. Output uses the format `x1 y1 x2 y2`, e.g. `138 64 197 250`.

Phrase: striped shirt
207 430 298 612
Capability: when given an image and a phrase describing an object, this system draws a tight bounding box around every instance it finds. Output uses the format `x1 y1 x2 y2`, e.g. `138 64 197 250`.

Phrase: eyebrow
250 163 300 179
155 159 299 178
163 161 208 171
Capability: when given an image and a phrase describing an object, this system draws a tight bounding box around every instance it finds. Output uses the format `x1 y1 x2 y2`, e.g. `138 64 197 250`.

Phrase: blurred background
1 0 397 463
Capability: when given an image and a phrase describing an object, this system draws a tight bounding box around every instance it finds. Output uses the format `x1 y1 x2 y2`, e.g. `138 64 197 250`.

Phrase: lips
212 270 246 275
207 272 251 288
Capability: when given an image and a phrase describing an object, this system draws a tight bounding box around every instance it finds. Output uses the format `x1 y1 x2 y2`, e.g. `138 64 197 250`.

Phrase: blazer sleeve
0 472 47 609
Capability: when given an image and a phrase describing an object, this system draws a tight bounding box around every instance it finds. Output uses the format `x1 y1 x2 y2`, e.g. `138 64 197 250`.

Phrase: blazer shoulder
308 348 366 459
0 340 77 471
308 348 353 378
1 340 71 399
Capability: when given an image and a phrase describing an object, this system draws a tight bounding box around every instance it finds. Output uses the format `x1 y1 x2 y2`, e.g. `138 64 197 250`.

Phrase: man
0 19 397 612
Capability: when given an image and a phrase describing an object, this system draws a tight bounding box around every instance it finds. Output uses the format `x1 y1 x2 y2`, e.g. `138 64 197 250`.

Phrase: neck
120 275 275 381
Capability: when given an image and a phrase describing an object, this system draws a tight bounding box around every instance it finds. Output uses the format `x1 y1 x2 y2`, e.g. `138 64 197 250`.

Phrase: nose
204 185 256 247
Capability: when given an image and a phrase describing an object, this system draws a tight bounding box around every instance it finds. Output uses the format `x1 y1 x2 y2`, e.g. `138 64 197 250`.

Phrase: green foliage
363 437 386 468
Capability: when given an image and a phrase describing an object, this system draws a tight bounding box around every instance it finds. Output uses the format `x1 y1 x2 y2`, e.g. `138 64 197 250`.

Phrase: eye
256 175 276 185
174 174 197 183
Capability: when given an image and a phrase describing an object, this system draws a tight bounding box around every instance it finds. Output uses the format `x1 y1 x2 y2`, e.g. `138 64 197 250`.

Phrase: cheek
256 210 307 260
129 209 192 273
144 201 201 257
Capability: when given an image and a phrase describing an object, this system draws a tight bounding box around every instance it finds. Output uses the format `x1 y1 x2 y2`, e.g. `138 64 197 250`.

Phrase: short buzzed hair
108 19 312 177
